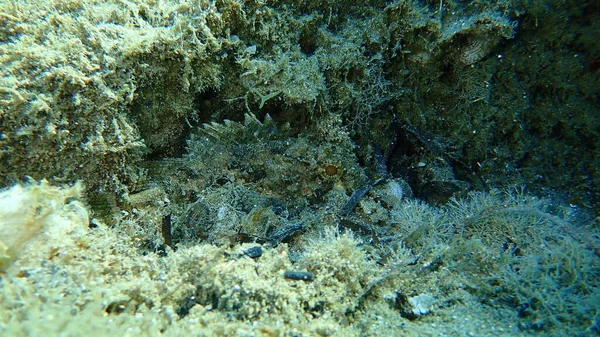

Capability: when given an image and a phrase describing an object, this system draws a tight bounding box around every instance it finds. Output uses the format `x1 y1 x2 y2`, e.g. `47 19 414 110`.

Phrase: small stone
283 270 315 282
243 246 263 258
408 294 435 316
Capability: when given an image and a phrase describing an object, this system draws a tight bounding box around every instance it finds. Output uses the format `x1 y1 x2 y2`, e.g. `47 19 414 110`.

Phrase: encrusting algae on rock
1 0 599 336
1 178 598 336
0 180 88 273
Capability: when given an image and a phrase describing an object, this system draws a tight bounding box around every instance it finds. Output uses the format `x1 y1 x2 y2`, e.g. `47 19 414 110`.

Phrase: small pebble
283 270 315 282
243 246 263 258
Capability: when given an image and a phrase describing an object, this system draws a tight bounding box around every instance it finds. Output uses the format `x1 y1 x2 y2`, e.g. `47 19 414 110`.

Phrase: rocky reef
1 0 599 336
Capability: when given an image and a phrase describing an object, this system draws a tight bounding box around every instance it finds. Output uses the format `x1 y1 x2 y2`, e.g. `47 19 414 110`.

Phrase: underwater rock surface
1 0 599 336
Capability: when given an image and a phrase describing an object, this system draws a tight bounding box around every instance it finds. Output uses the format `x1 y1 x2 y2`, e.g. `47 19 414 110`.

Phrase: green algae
1 0 599 336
